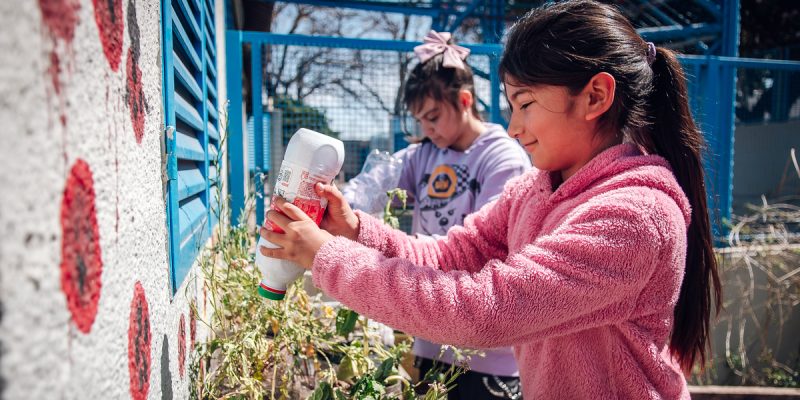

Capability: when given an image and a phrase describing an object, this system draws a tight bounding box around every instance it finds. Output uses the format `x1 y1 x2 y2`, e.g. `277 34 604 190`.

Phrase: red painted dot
128 281 151 400
60 159 103 334
178 313 186 378
92 0 124 71
126 48 146 143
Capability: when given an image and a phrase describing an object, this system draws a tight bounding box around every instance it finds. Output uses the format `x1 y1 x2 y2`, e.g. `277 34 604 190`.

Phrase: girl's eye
428 116 438 123
520 102 533 110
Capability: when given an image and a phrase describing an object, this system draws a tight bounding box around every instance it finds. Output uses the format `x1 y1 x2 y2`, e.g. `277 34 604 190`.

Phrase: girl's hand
315 183 360 241
260 197 334 269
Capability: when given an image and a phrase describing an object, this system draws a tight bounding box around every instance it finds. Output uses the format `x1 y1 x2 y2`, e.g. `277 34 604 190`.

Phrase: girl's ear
583 72 615 121
458 89 473 110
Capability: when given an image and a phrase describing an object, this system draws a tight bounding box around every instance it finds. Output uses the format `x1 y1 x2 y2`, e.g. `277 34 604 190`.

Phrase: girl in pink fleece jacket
260 1 722 398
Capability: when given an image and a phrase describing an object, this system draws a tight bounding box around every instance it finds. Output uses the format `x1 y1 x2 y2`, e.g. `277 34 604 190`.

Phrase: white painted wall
0 1 225 398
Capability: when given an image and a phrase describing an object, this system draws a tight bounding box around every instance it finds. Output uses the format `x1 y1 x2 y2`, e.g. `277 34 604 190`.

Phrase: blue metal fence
224 30 800 237
162 0 219 294
680 56 800 231
225 32 504 227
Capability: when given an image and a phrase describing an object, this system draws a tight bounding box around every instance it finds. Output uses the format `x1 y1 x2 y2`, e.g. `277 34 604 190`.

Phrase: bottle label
266 161 331 233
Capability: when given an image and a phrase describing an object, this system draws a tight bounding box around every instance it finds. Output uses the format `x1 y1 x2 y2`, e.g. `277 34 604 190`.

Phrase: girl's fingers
259 243 288 260
260 230 287 249
266 209 291 230
315 183 346 209
274 197 311 222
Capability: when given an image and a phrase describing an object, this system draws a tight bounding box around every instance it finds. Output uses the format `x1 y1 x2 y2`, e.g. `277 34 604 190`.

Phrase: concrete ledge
689 385 800 399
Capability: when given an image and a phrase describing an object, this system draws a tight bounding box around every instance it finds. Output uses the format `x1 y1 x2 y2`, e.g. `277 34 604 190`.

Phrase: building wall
0 1 225 398
732 119 800 209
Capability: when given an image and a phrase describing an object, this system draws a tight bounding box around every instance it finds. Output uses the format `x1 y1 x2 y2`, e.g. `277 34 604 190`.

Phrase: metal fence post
225 30 246 225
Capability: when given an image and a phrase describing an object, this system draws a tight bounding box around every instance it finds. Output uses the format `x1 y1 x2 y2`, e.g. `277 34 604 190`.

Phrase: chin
531 158 552 171
432 140 451 149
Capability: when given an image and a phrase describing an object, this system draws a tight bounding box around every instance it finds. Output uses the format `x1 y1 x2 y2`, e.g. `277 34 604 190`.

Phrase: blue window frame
162 0 219 293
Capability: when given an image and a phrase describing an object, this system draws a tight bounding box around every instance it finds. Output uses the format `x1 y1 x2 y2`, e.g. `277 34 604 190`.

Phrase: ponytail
499 0 722 372
630 47 722 372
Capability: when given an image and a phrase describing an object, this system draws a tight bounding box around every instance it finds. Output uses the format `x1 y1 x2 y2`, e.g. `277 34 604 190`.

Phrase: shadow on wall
161 334 173 400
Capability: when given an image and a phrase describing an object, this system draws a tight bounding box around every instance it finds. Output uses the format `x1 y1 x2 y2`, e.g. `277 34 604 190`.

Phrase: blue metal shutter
162 0 219 294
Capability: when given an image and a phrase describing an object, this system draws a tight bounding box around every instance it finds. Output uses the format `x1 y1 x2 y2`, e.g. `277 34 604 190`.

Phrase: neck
559 132 622 182
450 115 485 151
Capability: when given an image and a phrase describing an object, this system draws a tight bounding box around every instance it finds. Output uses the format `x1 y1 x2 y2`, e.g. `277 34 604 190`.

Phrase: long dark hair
499 0 721 372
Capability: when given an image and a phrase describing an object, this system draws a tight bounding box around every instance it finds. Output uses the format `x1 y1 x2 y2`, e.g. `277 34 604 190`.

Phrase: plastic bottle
255 128 345 300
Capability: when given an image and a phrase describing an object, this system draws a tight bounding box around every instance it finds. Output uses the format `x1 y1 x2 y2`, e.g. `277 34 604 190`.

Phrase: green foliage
383 189 408 230
188 187 462 398
187 101 469 399
336 309 360 337
764 367 800 388
274 95 339 144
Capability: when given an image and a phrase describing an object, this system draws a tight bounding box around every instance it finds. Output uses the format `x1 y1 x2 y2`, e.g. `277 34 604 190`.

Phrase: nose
507 111 524 139
418 121 434 136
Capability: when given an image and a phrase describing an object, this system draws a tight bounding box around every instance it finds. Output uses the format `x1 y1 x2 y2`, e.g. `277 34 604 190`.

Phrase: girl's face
411 96 473 151
504 79 612 181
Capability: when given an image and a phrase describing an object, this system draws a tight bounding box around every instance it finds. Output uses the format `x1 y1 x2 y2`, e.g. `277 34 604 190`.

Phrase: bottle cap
258 283 286 301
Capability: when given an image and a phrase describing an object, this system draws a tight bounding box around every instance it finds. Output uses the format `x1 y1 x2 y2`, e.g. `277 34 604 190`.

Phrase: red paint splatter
202 284 207 315
125 0 147 143
128 281 151 400
38 0 79 127
189 302 197 350
47 51 62 95
39 0 80 42
126 48 146 143
178 314 186 378
60 159 103 334
92 0 124 71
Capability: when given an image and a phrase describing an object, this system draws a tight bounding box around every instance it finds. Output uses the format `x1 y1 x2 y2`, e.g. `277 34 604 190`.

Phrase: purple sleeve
395 146 418 204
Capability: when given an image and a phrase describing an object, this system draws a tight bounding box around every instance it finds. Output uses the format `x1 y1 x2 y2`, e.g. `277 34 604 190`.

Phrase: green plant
383 189 408 230
188 145 466 397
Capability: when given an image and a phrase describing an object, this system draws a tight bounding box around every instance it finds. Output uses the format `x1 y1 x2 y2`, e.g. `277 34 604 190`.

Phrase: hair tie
646 42 657 65
414 30 471 70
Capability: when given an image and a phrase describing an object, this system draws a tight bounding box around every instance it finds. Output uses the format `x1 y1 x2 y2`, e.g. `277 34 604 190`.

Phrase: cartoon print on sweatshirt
417 164 481 235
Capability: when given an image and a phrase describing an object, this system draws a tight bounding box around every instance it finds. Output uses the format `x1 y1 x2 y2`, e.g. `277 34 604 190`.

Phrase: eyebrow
509 88 533 102
418 107 439 119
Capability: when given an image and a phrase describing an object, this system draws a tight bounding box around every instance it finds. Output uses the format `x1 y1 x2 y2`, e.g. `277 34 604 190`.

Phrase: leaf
336 355 359 382
335 309 359 337
373 357 395 382
334 389 349 400
350 375 386 398
309 381 334 400
385 215 399 229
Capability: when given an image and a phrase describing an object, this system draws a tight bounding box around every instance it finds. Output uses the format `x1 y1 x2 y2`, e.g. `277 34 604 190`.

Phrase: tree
273 95 339 143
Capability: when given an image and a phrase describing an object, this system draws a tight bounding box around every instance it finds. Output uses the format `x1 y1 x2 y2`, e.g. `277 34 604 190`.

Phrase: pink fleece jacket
312 143 692 399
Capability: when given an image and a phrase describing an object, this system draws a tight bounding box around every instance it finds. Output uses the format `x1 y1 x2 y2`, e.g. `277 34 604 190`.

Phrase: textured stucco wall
0 0 221 398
